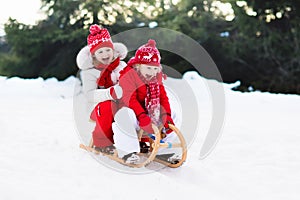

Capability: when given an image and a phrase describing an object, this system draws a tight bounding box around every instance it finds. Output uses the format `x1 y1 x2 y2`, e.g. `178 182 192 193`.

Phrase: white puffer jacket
76 43 128 106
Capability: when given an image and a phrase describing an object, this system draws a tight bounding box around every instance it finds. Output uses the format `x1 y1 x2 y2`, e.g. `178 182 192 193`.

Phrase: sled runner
79 124 187 168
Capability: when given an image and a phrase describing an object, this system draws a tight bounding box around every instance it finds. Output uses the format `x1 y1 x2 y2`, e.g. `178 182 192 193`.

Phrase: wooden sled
79 124 187 168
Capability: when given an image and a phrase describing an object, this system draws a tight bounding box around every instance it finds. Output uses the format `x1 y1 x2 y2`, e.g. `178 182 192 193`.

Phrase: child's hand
138 113 153 133
161 113 174 134
109 85 123 100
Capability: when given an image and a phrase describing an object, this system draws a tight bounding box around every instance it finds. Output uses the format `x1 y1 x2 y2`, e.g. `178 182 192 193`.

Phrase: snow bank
0 73 300 200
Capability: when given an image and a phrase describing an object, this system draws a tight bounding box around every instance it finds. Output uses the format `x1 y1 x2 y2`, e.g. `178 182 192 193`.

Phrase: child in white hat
76 24 127 154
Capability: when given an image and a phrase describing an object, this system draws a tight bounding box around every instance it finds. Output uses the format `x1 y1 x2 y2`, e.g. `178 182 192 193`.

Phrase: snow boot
139 142 150 153
156 153 180 164
122 152 140 164
95 145 116 155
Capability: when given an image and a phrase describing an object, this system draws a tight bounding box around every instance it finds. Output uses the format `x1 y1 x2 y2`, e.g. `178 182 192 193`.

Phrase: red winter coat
119 66 172 118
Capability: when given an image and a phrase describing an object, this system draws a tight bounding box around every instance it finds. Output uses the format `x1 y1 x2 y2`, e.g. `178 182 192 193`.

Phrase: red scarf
96 57 120 88
139 73 161 126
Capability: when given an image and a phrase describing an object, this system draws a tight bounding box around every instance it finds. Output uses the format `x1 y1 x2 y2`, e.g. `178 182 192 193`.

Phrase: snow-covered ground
0 72 300 200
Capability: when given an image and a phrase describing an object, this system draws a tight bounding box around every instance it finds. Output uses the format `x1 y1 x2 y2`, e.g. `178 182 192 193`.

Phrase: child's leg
112 107 140 158
158 100 182 155
91 101 116 147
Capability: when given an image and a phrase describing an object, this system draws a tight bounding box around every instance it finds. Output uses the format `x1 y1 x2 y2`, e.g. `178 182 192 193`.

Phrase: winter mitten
161 113 174 134
138 113 153 133
109 85 123 100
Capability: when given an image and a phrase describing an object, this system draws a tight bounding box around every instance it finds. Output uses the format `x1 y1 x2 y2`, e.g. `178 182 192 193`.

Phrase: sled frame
79 124 187 168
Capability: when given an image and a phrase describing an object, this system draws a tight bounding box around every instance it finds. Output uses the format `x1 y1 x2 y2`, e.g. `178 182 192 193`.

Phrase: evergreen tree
221 0 300 93
0 0 299 93
0 0 161 80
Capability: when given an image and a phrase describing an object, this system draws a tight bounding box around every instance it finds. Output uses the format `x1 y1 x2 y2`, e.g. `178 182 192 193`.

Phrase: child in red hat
76 24 128 154
112 39 178 163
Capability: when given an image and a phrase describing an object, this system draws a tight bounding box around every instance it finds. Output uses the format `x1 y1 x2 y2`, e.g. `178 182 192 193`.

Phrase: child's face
139 64 160 80
94 47 114 65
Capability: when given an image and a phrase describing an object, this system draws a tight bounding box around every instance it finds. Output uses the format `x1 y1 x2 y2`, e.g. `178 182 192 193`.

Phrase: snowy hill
0 72 300 200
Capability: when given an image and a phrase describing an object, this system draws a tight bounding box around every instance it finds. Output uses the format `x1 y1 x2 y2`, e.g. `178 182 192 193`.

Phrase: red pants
90 101 117 147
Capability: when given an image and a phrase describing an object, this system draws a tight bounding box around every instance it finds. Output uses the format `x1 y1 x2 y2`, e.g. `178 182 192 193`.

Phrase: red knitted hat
87 24 114 54
128 39 161 67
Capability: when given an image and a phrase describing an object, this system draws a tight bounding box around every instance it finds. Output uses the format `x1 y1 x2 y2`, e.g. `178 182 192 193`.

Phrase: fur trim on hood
76 46 93 70
76 42 128 70
113 43 128 60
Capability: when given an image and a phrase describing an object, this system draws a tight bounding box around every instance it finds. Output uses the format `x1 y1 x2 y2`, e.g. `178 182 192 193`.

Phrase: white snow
1 72 300 200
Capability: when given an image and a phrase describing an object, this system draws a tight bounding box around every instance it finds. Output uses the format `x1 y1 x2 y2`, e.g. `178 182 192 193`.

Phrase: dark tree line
0 0 299 94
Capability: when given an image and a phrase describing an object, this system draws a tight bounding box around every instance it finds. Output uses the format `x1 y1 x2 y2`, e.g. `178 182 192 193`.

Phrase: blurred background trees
0 0 299 94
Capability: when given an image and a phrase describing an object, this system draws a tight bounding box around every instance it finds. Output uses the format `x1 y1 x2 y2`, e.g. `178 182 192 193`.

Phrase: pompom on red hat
127 39 161 67
87 24 114 54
